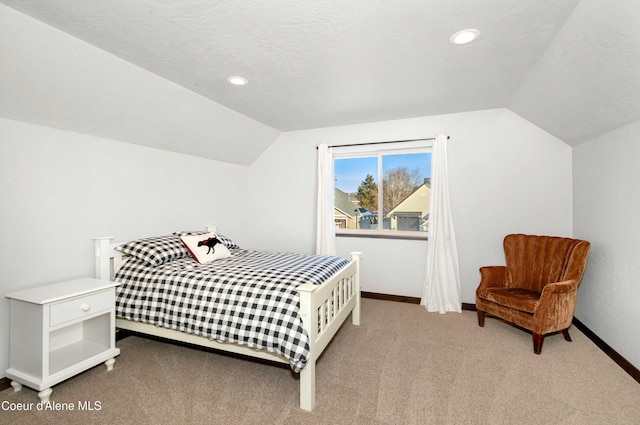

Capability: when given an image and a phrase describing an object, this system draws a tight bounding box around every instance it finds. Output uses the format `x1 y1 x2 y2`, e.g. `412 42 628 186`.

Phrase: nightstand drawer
49 289 114 327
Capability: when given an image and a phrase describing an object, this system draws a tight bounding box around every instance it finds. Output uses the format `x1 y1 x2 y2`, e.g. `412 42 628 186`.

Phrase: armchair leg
562 329 572 342
533 333 545 354
477 310 485 327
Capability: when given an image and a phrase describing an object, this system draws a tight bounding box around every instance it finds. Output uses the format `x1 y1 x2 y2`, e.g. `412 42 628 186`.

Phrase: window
332 142 432 238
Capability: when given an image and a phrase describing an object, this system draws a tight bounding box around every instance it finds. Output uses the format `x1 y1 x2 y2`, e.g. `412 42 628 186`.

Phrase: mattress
114 248 349 372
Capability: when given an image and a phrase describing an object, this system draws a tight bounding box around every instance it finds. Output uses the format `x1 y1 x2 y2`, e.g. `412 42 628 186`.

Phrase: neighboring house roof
334 188 359 218
356 208 375 217
386 181 431 218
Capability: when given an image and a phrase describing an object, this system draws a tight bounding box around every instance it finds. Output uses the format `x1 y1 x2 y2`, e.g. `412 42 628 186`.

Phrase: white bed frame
93 226 361 411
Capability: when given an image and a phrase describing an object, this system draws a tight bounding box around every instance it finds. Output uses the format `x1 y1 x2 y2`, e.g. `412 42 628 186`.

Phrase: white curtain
421 134 461 313
316 144 337 256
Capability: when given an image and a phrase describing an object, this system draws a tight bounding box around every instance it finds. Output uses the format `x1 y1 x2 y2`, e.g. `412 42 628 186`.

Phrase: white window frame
332 140 432 240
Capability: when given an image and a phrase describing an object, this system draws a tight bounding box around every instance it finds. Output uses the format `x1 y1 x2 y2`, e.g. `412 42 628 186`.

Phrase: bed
93 225 361 411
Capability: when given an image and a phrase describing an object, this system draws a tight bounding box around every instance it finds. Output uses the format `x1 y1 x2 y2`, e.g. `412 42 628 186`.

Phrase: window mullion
377 155 383 231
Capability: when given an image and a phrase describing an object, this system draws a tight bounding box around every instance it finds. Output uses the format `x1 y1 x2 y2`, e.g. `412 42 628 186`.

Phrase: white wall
573 118 640 370
0 118 250 378
0 108 578 378
249 108 573 299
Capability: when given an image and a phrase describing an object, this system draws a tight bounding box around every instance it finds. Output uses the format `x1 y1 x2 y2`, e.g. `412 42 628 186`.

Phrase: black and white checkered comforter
114 249 349 372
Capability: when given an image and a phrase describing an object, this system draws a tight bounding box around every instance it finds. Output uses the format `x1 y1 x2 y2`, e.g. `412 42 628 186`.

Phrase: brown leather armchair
476 234 590 354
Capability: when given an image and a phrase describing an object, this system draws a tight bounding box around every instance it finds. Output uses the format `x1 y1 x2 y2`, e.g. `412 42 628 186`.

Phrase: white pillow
179 232 231 264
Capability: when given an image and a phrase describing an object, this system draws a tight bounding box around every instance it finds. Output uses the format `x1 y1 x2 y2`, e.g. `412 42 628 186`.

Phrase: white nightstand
5 278 120 402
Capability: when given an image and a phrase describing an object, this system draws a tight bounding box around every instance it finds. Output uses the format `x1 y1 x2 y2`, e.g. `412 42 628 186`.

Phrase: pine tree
355 174 378 211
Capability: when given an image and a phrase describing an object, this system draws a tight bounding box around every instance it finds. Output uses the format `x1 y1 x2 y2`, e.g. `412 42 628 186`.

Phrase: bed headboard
92 236 125 281
93 225 218 281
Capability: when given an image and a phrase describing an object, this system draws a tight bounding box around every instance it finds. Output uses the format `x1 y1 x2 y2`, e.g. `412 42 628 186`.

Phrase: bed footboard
297 251 361 411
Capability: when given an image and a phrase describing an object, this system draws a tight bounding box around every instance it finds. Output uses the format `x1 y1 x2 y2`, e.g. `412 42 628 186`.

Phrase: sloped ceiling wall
0 3 281 166
1 1 639 164
509 0 640 144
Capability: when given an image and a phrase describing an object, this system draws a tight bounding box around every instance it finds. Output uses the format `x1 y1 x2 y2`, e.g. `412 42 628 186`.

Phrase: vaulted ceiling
2 0 640 161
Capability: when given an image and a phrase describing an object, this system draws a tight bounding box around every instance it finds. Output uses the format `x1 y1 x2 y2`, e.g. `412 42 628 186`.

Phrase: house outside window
332 141 432 239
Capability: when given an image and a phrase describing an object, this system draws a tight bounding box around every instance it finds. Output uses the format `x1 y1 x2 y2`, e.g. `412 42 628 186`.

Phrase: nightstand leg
38 388 53 403
105 357 116 371
10 381 22 392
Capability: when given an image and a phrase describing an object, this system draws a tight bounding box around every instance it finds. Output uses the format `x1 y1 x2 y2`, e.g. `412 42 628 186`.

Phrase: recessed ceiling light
227 76 248 86
450 29 480 45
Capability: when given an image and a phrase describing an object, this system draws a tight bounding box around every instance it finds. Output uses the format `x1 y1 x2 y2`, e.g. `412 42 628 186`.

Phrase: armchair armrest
533 279 579 333
477 266 509 291
540 279 579 295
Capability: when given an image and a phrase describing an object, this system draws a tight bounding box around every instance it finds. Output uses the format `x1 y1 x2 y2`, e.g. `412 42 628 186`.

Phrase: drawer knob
81 304 91 312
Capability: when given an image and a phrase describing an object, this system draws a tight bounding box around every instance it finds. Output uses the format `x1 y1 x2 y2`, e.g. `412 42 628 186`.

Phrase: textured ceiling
2 0 640 150
510 0 640 144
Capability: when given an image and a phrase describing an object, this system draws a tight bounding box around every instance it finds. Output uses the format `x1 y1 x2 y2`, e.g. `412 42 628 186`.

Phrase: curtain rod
318 136 448 149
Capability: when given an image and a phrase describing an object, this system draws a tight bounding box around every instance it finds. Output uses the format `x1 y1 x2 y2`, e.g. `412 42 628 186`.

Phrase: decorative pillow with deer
173 231 240 249
179 232 231 264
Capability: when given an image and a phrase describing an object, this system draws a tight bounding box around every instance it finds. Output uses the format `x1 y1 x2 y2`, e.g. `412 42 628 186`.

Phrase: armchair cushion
477 287 539 313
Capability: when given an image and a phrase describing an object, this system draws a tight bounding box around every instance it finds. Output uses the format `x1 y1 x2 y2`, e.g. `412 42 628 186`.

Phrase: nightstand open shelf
5 278 120 402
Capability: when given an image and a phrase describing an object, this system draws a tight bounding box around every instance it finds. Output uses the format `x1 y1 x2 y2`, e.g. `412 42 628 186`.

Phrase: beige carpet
2 298 639 424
